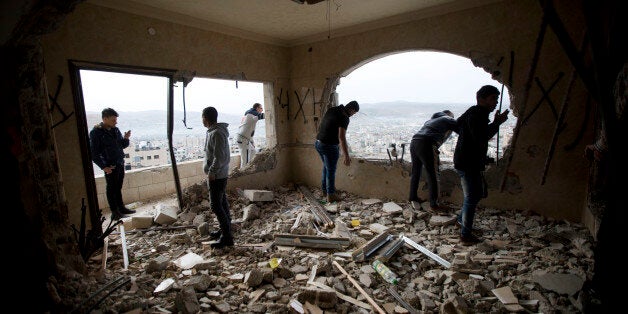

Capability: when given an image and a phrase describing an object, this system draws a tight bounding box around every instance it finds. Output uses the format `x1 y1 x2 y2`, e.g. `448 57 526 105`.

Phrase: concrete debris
154 204 178 225
63 184 595 313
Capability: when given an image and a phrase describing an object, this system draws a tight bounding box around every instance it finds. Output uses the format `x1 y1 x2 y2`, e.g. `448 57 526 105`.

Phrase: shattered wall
41 3 293 228
287 0 592 222
40 0 594 236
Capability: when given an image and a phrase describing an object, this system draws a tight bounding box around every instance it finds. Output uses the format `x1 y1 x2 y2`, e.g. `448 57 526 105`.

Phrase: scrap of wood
289 299 304 313
113 224 196 235
119 224 129 270
291 212 303 232
297 185 334 229
307 281 372 310
308 264 318 284
274 233 350 249
352 231 391 262
248 288 265 306
101 237 109 272
492 286 525 312
332 261 385 314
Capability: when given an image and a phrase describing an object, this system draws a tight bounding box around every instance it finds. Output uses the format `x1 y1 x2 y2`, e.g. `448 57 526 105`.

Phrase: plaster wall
287 0 592 221
41 3 291 227
40 0 594 230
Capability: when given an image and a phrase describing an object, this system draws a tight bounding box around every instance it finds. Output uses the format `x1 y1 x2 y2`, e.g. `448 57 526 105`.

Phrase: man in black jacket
90 108 135 220
454 85 509 245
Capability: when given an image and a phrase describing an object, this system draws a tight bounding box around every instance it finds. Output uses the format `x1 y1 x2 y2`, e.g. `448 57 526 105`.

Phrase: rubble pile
58 183 595 313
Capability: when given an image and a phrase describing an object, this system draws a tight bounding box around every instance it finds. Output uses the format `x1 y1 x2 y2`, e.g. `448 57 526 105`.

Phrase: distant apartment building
126 140 169 169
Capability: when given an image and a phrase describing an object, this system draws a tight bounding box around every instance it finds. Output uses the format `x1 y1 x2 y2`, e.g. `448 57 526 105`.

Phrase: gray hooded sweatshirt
412 111 458 147
203 122 230 179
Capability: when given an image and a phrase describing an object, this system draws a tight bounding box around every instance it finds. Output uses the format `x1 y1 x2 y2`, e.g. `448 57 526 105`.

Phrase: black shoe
119 207 136 215
210 236 234 249
460 234 483 246
111 211 125 220
456 220 484 236
209 230 222 240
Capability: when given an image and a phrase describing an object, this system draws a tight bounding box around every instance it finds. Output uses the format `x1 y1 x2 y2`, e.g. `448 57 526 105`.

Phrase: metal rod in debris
389 287 419 314
402 236 451 268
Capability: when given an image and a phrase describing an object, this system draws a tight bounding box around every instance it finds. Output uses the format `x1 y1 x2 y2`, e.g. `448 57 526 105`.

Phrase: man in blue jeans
454 85 509 245
315 101 359 203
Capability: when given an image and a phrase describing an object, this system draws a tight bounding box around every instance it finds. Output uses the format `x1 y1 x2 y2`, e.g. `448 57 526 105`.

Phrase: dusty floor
61 183 595 313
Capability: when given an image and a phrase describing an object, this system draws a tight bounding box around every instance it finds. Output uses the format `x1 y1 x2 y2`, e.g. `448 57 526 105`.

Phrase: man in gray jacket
408 110 457 212
202 107 233 248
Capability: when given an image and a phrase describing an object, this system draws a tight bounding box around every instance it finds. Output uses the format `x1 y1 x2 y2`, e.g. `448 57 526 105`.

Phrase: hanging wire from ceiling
326 0 341 40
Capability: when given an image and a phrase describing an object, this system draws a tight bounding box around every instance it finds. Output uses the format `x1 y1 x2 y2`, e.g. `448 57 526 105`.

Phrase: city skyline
88 101 515 175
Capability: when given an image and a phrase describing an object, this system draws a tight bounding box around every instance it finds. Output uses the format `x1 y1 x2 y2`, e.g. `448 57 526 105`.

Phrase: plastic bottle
371 259 398 285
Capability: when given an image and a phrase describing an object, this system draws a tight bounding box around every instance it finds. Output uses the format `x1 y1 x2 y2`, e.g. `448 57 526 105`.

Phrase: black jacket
89 123 129 169
454 105 500 171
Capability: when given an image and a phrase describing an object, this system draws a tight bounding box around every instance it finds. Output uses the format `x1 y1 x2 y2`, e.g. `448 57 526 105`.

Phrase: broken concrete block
131 215 153 229
154 204 178 225
175 287 201 314
242 204 260 221
382 202 403 214
492 286 525 312
228 273 245 282
243 189 274 202
187 274 212 292
428 215 456 226
297 287 337 309
361 198 382 205
368 223 389 234
173 252 204 270
154 278 175 294
531 272 584 296
146 255 170 273
121 217 134 231
192 214 206 226
244 269 264 287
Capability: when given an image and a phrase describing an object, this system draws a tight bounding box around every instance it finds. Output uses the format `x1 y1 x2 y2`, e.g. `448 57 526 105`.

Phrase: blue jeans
315 140 340 195
456 169 483 237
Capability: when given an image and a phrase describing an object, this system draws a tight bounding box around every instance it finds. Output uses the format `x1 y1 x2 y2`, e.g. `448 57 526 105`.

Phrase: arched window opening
336 51 515 166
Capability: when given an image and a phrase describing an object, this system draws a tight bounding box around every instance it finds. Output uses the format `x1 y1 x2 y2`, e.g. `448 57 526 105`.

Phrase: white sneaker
411 201 421 210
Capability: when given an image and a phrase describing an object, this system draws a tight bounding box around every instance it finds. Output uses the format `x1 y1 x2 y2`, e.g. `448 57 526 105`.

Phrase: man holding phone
90 108 135 220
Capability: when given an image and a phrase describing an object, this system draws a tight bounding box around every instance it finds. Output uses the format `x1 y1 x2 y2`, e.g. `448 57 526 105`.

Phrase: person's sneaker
411 201 421 210
460 234 483 246
456 220 484 236
327 193 342 203
210 236 234 249
209 230 222 240
119 207 136 215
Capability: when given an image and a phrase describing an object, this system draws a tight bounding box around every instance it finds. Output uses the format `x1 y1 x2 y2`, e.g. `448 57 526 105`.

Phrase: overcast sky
338 51 509 106
80 51 509 116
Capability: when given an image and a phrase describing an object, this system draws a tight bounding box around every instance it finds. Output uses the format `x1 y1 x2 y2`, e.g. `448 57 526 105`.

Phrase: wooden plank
101 237 109 272
332 261 385 314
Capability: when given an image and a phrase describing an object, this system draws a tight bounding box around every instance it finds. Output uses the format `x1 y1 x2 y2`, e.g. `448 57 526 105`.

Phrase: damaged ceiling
88 0 496 45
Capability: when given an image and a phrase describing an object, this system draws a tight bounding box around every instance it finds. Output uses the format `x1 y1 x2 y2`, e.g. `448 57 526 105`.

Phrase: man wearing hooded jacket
408 110 458 212
202 106 234 248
